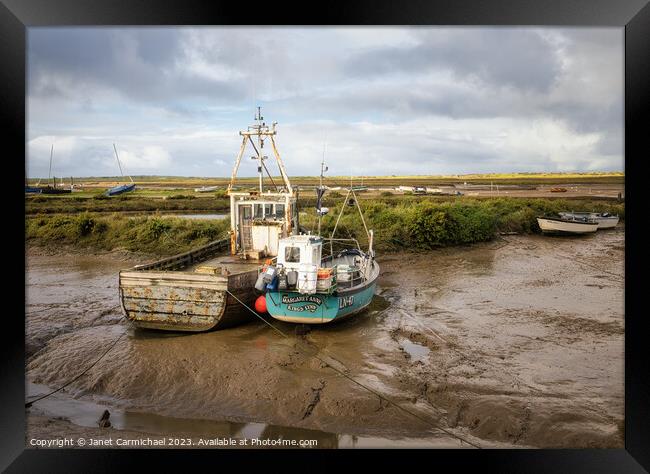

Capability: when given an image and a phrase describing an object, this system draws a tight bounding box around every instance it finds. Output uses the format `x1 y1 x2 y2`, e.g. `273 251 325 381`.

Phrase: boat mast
113 143 134 184
228 107 293 196
254 107 264 193
48 144 53 187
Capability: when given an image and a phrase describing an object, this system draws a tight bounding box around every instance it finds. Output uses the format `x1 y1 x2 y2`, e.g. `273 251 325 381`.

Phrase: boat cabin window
285 246 300 263
275 203 285 219
264 203 273 218
254 204 263 219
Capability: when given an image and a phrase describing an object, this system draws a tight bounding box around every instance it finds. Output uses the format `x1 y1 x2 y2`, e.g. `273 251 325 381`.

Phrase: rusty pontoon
119 239 261 331
118 108 299 331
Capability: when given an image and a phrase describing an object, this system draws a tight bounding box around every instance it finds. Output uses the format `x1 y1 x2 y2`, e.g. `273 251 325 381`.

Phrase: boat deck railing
132 237 229 272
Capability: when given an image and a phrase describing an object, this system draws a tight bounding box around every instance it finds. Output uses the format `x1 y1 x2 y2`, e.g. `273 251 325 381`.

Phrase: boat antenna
256 107 264 193
317 142 328 235
48 144 53 186
113 143 134 184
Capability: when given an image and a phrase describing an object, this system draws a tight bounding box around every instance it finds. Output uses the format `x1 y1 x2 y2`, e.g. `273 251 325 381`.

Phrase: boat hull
194 186 219 193
118 238 259 331
595 217 619 229
107 183 136 196
558 212 619 229
266 283 377 324
119 269 258 331
265 261 379 324
40 187 71 195
537 217 598 234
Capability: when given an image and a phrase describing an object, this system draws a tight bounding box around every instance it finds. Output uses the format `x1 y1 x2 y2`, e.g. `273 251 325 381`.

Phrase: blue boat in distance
106 143 136 196
106 182 136 196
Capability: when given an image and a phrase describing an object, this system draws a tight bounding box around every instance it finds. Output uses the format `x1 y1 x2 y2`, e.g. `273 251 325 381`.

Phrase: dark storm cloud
28 28 245 104
345 29 562 93
543 101 623 135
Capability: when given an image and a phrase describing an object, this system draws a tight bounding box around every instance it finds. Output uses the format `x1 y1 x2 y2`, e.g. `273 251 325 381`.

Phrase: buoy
255 295 267 313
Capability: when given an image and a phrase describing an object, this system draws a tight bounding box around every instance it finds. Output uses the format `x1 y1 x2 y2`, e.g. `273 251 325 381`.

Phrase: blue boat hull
106 183 136 196
265 261 379 324
25 186 42 194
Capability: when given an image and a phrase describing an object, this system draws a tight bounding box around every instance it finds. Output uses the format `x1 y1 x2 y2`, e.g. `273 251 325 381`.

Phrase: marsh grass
301 197 624 251
26 213 230 256
26 197 624 256
26 194 230 215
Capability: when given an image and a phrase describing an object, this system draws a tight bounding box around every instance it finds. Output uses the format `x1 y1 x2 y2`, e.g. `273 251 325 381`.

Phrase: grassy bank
26 197 624 257
26 213 230 256
301 197 625 251
26 188 622 216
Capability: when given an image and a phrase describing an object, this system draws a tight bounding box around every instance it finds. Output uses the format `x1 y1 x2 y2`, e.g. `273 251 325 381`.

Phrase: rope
25 316 131 408
226 289 482 449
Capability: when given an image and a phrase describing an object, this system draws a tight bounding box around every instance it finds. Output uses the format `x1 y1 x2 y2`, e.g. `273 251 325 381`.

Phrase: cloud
345 29 563 93
116 146 172 173
26 27 623 177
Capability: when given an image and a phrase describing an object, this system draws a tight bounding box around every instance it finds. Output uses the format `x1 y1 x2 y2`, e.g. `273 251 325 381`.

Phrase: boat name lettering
281 295 323 305
339 296 354 309
287 304 319 313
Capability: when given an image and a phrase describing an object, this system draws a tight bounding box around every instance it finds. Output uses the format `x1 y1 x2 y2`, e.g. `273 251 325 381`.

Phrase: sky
27 27 624 178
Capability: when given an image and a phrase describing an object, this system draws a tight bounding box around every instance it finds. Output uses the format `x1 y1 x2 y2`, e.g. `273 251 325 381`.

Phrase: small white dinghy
537 216 599 234
558 212 619 229
194 185 219 193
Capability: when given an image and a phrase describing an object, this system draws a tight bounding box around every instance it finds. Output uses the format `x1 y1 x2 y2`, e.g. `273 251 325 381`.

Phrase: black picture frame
2 0 648 471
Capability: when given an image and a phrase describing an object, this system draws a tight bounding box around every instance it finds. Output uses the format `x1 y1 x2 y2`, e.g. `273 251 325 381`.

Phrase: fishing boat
550 187 568 193
119 108 299 331
106 144 136 196
261 157 380 324
558 211 619 229
537 215 599 234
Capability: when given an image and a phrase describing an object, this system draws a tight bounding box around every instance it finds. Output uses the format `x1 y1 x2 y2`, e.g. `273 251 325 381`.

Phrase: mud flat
25 228 624 448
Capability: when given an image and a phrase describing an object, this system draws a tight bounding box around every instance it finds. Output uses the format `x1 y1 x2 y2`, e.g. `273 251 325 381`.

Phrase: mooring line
25 317 131 408
226 290 482 449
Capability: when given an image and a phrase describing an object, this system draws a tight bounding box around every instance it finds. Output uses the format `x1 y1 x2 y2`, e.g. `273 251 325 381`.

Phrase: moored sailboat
106 144 136 196
39 145 72 194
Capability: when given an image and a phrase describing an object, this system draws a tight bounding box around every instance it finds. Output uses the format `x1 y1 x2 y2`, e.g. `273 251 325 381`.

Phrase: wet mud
25 228 624 448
